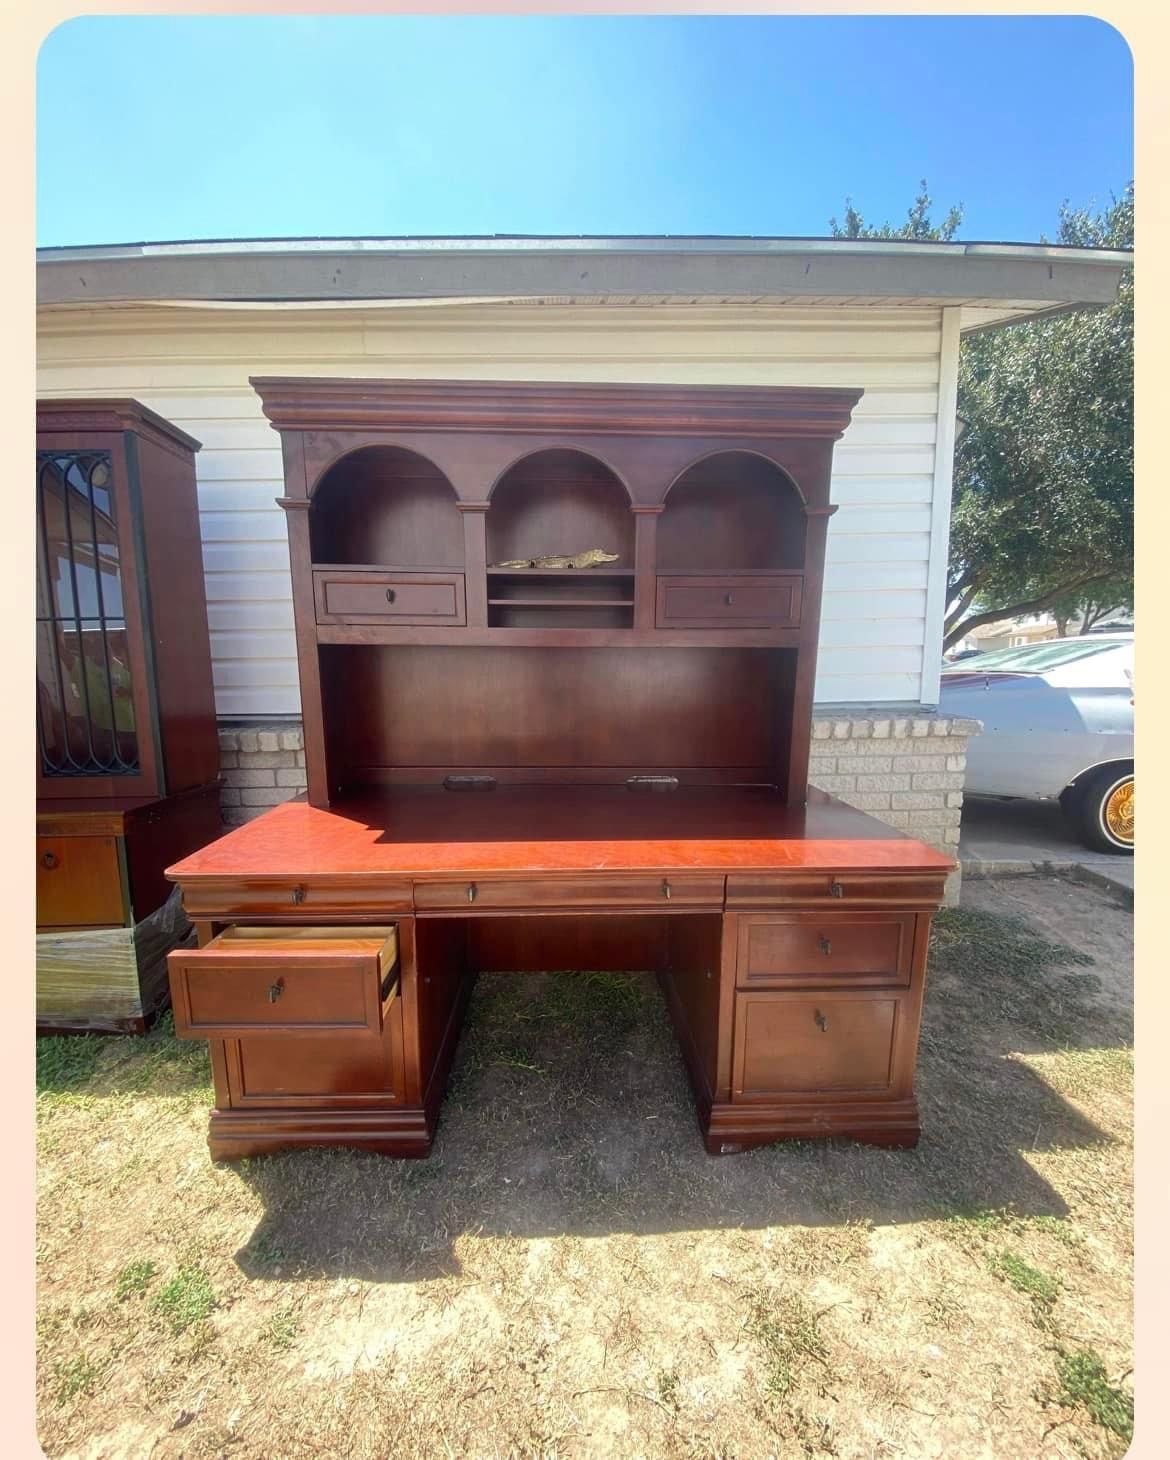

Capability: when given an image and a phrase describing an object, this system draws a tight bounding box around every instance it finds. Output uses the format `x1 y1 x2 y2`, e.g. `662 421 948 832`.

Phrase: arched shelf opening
657 451 806 573
486 449 635 628
310 445 464 570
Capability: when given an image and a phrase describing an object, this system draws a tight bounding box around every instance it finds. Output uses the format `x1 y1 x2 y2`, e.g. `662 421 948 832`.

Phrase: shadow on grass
36 903 1130 1284
230 905 1128 1283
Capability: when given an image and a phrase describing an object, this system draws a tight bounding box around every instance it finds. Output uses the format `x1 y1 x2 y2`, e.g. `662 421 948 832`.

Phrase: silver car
939 635 1134 854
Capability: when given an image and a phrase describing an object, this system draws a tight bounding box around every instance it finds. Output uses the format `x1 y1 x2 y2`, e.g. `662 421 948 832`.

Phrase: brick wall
216 710 978 901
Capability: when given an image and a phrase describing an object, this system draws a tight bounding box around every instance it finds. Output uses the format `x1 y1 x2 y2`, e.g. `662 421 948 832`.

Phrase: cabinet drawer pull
829 881 844 898
819 936 832 956
268 979 284 1004
662 879 672 900
41 851 59 870
291 885 306 905
814 1009 828 1032
467 882 477 903
724 593 734 606
385 587 397 604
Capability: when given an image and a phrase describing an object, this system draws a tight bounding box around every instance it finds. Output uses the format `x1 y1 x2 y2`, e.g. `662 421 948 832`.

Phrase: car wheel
1073 767 1134 855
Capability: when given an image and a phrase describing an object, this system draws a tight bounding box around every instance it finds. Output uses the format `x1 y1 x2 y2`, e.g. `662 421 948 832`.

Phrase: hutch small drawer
169 925 399 1039
313 570 466 626
655 573 802 629
414 874 725 912
726 871 947 909
36 834 125 929
179 876 414 920
732 989 907 1101
736 912 914 989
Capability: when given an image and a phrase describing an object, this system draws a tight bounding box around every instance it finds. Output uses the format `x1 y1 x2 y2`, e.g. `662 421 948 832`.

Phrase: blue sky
36 14 1132 247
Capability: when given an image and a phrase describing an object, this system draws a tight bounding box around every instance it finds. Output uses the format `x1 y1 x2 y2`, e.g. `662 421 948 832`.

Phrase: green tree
829 179 964 241
945 185 1133 648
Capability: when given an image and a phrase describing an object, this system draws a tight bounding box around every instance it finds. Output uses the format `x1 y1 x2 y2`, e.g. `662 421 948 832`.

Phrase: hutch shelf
165 377 952 1157
36 400 223 1033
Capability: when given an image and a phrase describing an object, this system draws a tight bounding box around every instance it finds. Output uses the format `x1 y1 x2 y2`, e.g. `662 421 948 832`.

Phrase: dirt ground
36 873 1133 1459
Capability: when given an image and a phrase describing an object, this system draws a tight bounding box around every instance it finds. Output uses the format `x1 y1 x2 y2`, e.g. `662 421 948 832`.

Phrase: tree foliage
946 185 1133 647
829 179 964 241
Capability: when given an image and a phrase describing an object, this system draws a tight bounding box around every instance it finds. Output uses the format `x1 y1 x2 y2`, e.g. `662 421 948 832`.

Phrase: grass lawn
36 876 1132 1459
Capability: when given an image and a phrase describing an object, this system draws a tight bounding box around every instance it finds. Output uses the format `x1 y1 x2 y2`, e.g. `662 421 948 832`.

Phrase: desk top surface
167 786 954 881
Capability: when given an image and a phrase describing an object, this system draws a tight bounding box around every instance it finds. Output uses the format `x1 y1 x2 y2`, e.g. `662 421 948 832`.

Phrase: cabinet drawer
179 876 413 920
733 989 907 1101
169 925 399 1039
414 874 724 912
726 871 947 909
313 570 466 626
37 834 125 929
737 913 914 989
656 574 802 629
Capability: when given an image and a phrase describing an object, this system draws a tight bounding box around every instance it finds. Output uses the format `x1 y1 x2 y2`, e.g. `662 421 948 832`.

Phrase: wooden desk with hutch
165 378 953 1160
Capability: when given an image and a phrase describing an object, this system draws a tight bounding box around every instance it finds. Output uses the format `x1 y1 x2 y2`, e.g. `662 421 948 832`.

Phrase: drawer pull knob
291 885 306 905
662 879 672 900
41 851 59 870
268 979 284 1004
724 593 734 606
819 936 832 956
814 1010 828 1032
830 881 844 898
467 882 477 903
385 588 397 604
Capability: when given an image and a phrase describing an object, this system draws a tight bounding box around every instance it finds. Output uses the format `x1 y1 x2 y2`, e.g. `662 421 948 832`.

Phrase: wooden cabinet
163 377 951 1161
36 401 223 1033
36 834 125 929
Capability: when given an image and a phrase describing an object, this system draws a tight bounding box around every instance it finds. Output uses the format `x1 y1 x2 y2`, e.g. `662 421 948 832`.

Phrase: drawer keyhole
829 881 844 898
819 935 832 956
662 879 672 900
268 979 284 1004
291 885 306 905
41 851 59 870
814 1009 828 1032
386 588 397 604
467 882 477 903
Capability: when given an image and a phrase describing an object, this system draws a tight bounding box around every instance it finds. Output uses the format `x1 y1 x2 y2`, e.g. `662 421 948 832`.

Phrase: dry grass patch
37 876 1131 1458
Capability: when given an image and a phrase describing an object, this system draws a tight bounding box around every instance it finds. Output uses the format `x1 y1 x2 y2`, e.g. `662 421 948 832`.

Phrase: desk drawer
169 925 399 1039
314 570 466 626
733 989 907 1101
179 876 413 920
37 834 125 929
656 574 802 629
737 913 914 989
726 871 947 909
414 874 724 912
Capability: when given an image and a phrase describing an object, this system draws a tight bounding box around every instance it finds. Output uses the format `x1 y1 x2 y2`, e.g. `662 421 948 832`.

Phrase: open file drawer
168 925 399 1039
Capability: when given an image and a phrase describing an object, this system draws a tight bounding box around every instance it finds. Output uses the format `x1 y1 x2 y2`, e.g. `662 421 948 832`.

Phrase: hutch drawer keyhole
41 851 59 870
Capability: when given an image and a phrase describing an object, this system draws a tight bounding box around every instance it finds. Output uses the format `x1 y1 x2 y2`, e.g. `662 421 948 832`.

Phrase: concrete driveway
959 794 1134 898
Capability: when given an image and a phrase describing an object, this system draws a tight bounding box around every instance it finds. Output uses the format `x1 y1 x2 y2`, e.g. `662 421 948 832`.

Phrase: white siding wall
37 302 951 717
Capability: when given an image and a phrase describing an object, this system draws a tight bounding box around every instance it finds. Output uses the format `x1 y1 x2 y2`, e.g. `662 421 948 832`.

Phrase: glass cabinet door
36 450 140 779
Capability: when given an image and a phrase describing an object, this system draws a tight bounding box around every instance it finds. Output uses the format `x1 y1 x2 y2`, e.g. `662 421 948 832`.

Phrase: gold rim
1103 779 1134 845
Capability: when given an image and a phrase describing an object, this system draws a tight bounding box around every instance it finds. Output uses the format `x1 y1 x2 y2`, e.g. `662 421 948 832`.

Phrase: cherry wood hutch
36 400 223 1032
166 377 952 1158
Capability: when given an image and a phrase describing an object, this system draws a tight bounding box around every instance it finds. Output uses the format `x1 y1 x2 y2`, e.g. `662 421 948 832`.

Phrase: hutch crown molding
36 399 223 1032
165 376 952 1158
